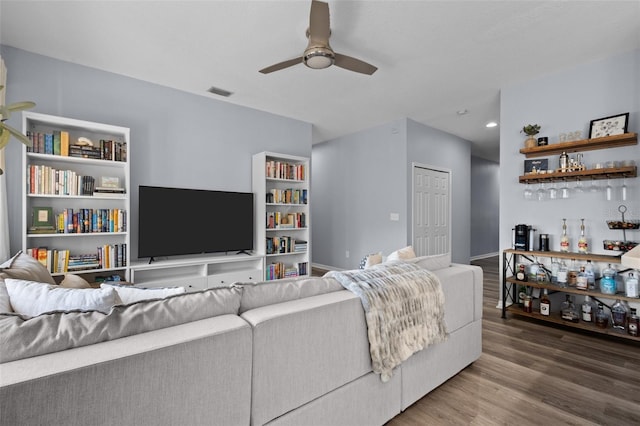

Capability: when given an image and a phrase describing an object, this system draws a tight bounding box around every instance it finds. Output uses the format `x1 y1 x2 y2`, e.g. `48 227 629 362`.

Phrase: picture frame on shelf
31 206 54 230
524 159 548 174
589 112 629 139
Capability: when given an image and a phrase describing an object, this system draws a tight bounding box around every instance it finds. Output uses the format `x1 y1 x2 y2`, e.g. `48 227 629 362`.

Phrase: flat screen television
138 185 254 259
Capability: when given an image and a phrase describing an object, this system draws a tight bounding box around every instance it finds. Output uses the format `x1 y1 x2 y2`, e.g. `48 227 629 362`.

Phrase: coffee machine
513 224 535 251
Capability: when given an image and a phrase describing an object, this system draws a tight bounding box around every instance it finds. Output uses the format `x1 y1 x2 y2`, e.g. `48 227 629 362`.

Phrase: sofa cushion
100 283 186 304
407 253 452 271
237 276 343 314
60 274 92 288
5 278 118 317
0 286 243 363
0 277 12 313
386 245 416 262
0 251 56 285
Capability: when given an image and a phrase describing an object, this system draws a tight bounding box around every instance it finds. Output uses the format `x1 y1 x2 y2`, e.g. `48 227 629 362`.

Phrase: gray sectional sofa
0 255 482 426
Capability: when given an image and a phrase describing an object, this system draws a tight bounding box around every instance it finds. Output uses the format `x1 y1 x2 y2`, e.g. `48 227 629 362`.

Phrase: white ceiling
1 1 639 162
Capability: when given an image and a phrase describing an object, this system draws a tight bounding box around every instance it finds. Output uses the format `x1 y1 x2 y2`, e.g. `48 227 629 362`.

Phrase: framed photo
31 206 54 229
589 112 629 139
524 159 548 174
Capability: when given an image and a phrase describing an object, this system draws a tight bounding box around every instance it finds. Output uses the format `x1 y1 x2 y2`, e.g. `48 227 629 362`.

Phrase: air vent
207 86 233 97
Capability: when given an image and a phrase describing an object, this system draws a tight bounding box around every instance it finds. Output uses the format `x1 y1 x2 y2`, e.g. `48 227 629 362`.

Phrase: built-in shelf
519 132 637 158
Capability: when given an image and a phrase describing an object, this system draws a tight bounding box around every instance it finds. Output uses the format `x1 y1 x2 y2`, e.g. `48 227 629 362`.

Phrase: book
53 131 61 156
60 131 69 156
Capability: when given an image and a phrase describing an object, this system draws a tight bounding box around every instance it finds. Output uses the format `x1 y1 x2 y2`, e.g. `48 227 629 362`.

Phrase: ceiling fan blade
334 53 378 75
259 57 303 74
308 0 330 44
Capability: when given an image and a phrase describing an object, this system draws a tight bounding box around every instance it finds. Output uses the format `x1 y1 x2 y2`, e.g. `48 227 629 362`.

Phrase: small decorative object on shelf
588 112 629 139
604 205 638 252
521 124 541 149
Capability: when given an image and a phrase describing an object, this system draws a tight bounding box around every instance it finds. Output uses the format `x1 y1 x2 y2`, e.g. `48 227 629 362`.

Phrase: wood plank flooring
384 256 640 426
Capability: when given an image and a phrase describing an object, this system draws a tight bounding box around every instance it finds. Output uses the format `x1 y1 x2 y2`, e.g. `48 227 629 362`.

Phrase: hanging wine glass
523 181 533 200
548 180 558 200
560 178 570 199
589 176 599 193
605 177 613 201
573 177 585 193
536 182 547 201
621 177 628 201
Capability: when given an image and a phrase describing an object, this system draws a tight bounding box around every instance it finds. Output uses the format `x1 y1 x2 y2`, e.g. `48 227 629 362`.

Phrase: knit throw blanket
326 262 447 382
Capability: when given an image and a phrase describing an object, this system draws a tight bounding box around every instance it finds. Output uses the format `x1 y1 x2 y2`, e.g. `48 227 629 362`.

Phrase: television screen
138 185 254 259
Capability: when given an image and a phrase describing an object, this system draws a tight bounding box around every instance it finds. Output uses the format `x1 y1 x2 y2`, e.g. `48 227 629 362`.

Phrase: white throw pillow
101 283 186 305
5 278 118 317
386 245 417 262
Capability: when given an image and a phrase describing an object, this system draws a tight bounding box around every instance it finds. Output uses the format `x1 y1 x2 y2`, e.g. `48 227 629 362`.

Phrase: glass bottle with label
536 263 547 282
585 260 596 290
581 295 597 322
560 218 570 252
600 264 617 295
560 294 579 322
595 303 609 329
628 308 639 337
577 218 588 253
550 259 560 284
557 260 569 288
576 266 588 290
625 272 639 298
540 288 551 316
611 299 628 330
568 259 578 287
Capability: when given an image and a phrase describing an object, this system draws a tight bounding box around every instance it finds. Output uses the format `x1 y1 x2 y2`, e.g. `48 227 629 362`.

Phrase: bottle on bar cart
560 295 579 323
577 218 588 253
540 288 551 316
560 218 570 252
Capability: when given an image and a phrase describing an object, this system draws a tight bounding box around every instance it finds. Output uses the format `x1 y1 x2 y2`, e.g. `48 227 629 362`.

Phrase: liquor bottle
560 218 570 252
536 263 547 282
540 288 551 316
550 259 560 284
581 295 597 322
595 304 609 329
625 272 639 298
628 308 639 337
577 218 588 253
567 259 578 287
611 299 628 330
515 264 527 281
557 260 569 288
600 264 617 295
585 260 596 290
576 266 588 290
528 262 539 282
560 294 579 322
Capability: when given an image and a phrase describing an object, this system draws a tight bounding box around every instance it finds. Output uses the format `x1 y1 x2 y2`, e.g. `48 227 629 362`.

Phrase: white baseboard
311 262 343 272
470 252 500 261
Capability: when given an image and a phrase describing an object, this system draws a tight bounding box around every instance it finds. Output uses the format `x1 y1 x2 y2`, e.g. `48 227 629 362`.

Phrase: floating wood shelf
519 166 637 183
519 133 638 158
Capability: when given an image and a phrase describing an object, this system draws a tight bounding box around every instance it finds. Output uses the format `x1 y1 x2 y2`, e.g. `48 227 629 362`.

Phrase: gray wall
1 46 312 260
311 119 408 269
311 117 472 269
470 156 500 259
500 48 639 258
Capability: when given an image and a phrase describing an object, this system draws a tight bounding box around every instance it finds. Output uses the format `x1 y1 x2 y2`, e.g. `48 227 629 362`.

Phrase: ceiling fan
259 0 377 75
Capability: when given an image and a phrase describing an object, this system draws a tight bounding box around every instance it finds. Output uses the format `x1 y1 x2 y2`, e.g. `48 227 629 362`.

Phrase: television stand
236 250 252 256
130 253 264 292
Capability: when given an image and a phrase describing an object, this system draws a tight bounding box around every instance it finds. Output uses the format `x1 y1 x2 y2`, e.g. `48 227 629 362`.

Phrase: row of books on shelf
265 261 309 281
29 208 127 234
27 165 99 196
266 212 307 229
265 237 307 255
266 188 308 205
27 244 127 273
27 131 127 162
265 160 306 181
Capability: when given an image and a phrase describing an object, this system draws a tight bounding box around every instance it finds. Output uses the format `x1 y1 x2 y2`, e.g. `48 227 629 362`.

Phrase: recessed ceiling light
486 121 498 128
457 109 469 116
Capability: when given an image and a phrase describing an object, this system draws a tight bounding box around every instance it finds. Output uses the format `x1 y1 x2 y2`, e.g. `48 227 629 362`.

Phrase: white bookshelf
21 112 130 283
252 151 310 281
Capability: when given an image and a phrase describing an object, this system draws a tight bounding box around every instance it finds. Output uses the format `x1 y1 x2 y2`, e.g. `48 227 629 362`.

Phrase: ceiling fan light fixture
303 47 335 69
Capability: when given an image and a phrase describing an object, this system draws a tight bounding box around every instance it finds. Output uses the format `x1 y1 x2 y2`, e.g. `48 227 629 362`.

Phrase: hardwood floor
385 256 640 426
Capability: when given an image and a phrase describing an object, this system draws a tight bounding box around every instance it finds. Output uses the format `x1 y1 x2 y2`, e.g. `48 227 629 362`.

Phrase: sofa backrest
237 276 344 314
